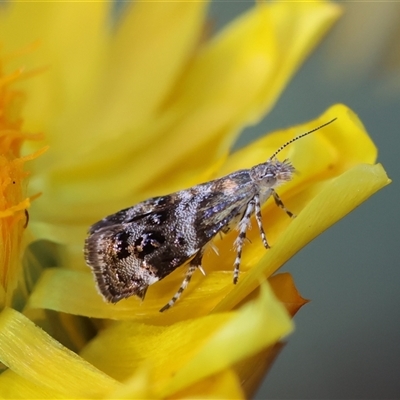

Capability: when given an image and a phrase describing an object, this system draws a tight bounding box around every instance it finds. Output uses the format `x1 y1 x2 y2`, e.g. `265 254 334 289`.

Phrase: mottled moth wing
85 194 196 302
191 170 258 238
88 195 175 235
85 171 256 304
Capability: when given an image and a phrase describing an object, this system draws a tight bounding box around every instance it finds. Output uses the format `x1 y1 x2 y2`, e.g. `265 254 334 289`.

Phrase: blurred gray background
209 2 400 399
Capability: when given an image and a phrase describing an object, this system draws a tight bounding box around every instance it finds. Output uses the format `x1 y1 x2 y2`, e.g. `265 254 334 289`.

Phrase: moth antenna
268 117 337 160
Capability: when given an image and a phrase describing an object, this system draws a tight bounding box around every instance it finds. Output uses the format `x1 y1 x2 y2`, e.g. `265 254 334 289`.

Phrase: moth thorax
250 159 295 188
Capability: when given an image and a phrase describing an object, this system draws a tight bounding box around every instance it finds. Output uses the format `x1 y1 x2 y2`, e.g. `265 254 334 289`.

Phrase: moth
85 118 336 311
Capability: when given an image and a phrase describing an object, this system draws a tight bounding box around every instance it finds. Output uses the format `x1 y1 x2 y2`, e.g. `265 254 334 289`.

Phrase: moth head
251 158 295 188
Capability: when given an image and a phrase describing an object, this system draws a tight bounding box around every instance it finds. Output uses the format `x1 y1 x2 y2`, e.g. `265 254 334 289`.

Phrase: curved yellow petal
104 365 154 399
0 369 68 399
213 162 390 312
106 366 245 400
233 343 285 399
159 283 291 398
0 307 120 398
232 273 308 397
269 272 309 317
79 282 292 397
152 1 341 188
86 1 209 145
166 368 245 400
219 103 376 178
28 267 236 322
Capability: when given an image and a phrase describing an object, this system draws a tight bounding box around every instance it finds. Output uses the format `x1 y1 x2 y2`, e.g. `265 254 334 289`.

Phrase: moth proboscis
84 118 337 311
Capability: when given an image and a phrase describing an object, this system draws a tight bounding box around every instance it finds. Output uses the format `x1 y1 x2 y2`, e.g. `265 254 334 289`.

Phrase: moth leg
197 264 207 276
159 252 203 312
272 189 295 218
233 200 255 284
137 286 148 301
254 194 269 250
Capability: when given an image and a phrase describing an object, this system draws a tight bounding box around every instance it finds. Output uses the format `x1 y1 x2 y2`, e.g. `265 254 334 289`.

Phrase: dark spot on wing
176 236 186 246
115 231 131 260
134 232 166 259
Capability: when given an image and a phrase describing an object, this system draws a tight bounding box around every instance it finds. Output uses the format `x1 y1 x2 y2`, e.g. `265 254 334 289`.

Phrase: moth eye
134 232 165 258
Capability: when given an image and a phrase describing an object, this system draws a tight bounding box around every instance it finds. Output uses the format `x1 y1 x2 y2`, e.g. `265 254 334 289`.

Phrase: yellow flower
0 1 391 399
0 58 47 310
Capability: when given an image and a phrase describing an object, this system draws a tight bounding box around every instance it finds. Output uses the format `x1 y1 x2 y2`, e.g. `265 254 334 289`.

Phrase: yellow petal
7 1 208 156
84 1 209 145
27 268 233 322
233 343 286 399
160 283 291 397
0 2 111 131
218 273 308 397
213 162 390 312
234 272 309 317
230 274 308 397
269 273 309 317
79 282 292 397
168 368 245 400
99 1 342 198
104 365 154 399
0 369 68 399
106 365 246 400
218 104 377 178
0 307 120 398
